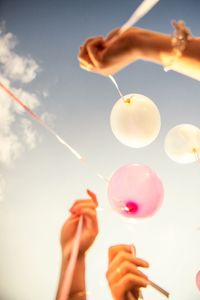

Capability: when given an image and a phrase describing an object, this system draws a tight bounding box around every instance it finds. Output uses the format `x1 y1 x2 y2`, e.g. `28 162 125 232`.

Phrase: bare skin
56 190 98 300
106 244 149 300
79 26 200 81
55 194 149 300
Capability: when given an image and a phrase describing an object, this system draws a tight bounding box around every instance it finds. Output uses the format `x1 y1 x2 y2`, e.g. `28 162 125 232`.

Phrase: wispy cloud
41 111 56 129
20 118 38 149
0 25 39 83
0 23 44 199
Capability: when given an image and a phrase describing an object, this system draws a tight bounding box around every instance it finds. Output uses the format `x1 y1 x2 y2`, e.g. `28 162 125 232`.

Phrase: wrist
61 250 86 267
103 27 142 64
134 28 172 63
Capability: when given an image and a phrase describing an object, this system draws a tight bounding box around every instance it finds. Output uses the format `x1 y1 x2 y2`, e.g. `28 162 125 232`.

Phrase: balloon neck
124 98 132 104
124 200 139 214
192 148 200 163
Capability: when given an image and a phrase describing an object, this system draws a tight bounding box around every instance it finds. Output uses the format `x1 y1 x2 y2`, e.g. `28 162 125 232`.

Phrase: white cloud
12 87 40 114
20 118 38 149
0 72 40 167
0 27 40 83
41 112 56 129
0 131 23 166
0 24 43 200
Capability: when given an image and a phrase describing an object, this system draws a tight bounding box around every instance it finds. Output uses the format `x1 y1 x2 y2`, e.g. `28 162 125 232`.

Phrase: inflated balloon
110 94 161 148
107 164 164 218
196 271 200 291
165 124 200 164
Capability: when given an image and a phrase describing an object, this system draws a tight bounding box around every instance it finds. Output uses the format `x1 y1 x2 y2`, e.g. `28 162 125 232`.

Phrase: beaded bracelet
68 290 90 300
164 20 192 71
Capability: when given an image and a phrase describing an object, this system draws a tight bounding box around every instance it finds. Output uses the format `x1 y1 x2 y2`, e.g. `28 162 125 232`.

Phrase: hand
60 190 98 260
106 244 149 300
78 28 141 76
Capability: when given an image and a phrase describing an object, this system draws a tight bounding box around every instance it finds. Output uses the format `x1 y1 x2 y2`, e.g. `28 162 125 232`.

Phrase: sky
0 0 200 300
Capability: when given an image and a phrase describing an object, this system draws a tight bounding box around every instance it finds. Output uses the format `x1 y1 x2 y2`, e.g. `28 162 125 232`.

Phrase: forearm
103 27 200 80
131 28 200 81
56 254 86 300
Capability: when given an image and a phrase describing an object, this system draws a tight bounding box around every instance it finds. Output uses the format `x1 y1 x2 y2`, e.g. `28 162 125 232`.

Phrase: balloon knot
125 201 139 214
124 98 132 104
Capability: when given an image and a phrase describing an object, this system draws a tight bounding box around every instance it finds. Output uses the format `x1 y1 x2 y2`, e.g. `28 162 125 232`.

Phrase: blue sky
0 1 200 300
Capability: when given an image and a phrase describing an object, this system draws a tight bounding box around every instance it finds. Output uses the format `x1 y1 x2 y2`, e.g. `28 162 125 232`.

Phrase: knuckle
124 274 133 285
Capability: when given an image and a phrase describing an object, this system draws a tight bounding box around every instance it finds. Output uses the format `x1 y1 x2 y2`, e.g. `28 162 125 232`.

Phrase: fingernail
86 189 95 198
130 244 136 256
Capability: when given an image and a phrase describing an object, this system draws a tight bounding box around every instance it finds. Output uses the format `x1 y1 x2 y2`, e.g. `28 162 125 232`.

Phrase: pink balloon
107 164 164 218
196 271 200 291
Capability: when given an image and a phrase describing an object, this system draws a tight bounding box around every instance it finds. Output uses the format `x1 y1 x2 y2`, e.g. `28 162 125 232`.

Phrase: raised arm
56 190 98 300
79 22 200 81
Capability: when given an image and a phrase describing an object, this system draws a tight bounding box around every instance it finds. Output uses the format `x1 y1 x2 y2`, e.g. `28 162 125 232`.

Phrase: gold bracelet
164 20 192 71
68 290 90 300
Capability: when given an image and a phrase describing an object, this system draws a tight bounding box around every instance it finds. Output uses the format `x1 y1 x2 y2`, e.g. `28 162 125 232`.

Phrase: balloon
107 164 164 218
110 94 161 148
165 124 200 164
196 271 200 291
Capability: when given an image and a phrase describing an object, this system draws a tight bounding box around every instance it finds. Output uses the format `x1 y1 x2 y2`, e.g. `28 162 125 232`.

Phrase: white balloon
110 94 161 148
164 124 200 164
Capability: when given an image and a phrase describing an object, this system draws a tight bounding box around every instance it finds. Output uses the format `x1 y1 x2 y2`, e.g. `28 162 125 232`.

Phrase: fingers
70 201 96 214
108 245 149 268
79 207 98 233
107 244 150 300
73 207 97 220
69 191 98 233
79 37 101 71
70 190 98 213
79 36 105 71
109 250 149 275
109 244 133 262
87 189 98 206
117 273 149 290
85 37 105 68
79 38 94 64
108 260 148 285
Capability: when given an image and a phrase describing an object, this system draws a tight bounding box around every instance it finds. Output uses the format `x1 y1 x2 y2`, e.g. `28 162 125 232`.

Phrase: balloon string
58 216 83 300
106 0 160 47
108 0 160 100
109 75 124 98
0 81 108 182
120 0 160 34
130 246 170 298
